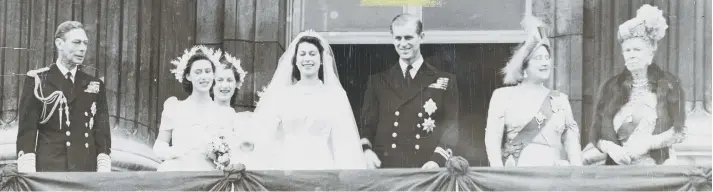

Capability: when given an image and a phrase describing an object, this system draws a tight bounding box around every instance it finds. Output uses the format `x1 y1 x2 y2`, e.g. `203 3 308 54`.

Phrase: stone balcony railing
672 101 712 166
0 106 709 169
0 119 160 171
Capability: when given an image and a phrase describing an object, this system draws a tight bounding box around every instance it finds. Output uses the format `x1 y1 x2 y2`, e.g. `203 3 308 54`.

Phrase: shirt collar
399 57 424 78
56 58 78 82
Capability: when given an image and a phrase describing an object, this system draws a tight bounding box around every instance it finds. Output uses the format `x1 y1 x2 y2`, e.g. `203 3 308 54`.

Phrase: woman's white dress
156 97 236 171
253 84 367 170
227 111 279 170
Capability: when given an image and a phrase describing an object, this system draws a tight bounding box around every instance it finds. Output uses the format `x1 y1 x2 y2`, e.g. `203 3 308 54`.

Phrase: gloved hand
17 152 37 173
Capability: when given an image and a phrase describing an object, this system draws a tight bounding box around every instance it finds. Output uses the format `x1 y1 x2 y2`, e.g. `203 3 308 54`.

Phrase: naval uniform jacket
17 64 111 172
359 62 460 168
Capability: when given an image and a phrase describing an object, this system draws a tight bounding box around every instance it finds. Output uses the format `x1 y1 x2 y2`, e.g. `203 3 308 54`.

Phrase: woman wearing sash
484 16 582 167
584 5 686 166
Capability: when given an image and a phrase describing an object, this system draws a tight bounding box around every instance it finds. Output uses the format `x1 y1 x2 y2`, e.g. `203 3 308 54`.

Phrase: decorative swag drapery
0 157 710 191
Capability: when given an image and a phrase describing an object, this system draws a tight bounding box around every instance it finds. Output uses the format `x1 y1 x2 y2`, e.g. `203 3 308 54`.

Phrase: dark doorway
332 43 517 167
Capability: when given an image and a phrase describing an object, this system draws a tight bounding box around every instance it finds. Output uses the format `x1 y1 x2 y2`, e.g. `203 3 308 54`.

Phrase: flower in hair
169 45 222 83
198 45 223 66
222 52 248 88
169 47 198 83
254 85 269 106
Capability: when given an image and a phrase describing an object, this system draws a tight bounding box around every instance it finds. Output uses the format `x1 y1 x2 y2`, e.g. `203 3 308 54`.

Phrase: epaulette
26 67 50 78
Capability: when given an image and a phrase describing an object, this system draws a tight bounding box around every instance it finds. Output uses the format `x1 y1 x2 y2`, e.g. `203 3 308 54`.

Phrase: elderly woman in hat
484 16 582 167
584 4 686 166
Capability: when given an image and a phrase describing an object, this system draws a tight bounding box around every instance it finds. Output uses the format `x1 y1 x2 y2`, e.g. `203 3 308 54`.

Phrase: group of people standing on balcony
152 13 462 171
15 4 686 173
484 4 686 167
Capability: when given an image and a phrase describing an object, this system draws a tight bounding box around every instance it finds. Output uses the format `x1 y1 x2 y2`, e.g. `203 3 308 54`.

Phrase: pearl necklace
629 78 649 102
632 78 648 88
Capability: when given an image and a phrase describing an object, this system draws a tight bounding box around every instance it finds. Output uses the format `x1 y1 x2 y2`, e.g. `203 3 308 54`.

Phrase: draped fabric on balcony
0 157 710 191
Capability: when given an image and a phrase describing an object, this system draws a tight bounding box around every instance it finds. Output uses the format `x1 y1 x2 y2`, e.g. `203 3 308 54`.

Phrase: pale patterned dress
488 87 579 166
156 97 236 171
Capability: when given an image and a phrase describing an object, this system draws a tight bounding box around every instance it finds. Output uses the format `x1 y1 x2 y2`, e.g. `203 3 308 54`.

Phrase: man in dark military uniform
359 14 460 169
16 21 111 172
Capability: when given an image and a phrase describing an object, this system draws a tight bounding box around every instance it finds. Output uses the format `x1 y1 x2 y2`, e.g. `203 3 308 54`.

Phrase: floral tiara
169 45 222 83
221 52 248 88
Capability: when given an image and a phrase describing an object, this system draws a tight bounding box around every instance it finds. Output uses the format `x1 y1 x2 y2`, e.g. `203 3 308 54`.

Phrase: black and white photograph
0 0 710 190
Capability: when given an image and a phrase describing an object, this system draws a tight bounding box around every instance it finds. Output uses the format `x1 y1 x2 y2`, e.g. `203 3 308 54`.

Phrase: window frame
288 0 532 44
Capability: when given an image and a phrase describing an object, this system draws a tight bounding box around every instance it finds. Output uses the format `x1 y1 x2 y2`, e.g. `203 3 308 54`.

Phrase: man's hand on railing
17 152 36 173
364 149 381 169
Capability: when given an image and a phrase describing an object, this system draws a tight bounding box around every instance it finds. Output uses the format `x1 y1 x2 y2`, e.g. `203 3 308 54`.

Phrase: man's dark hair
389 13 423 34
55 21 85 40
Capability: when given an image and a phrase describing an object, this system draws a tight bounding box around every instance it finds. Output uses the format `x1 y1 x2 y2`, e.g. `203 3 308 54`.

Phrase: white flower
254 86 269 106
169 46 222 83
422 118 436 133
423 98 437 116
222 52 247 87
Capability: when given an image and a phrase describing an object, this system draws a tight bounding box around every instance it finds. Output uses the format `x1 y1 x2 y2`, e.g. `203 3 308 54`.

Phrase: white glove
600 141 631 165
17 152 36 173
421 161 439 169
153 140 181 161
97 153 111 172
364 149 381 169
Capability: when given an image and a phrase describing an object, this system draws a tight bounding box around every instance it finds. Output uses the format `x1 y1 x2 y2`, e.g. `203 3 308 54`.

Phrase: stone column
532 0 585 144
674 0 712 166
223 0 288 112
197 0 225 48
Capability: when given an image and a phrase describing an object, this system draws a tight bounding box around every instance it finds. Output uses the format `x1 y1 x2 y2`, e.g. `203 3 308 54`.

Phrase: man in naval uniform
359 14 460 169
16 21 111 172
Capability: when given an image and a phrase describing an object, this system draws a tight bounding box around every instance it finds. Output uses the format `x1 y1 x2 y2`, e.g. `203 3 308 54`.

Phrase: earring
523 71 529 79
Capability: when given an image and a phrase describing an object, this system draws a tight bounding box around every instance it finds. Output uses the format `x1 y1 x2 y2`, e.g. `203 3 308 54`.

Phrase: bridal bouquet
210 135 232 170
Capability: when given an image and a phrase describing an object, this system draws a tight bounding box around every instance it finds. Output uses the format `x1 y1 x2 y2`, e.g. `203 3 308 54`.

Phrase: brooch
422 118 436 133
535 112 547 129
423 98 437 116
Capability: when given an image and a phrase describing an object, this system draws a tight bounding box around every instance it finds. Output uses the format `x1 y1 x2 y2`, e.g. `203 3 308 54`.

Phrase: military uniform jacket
359 62 460 168
17 64 111 172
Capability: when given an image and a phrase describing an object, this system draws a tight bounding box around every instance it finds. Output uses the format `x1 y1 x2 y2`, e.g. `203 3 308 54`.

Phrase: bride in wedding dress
251 30 367 170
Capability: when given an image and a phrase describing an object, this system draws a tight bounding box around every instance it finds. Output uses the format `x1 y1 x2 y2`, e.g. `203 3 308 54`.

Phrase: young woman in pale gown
252 30 367 170
210 52 272 170
584 5 686 166
152 46 236 171
484 16 582 167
